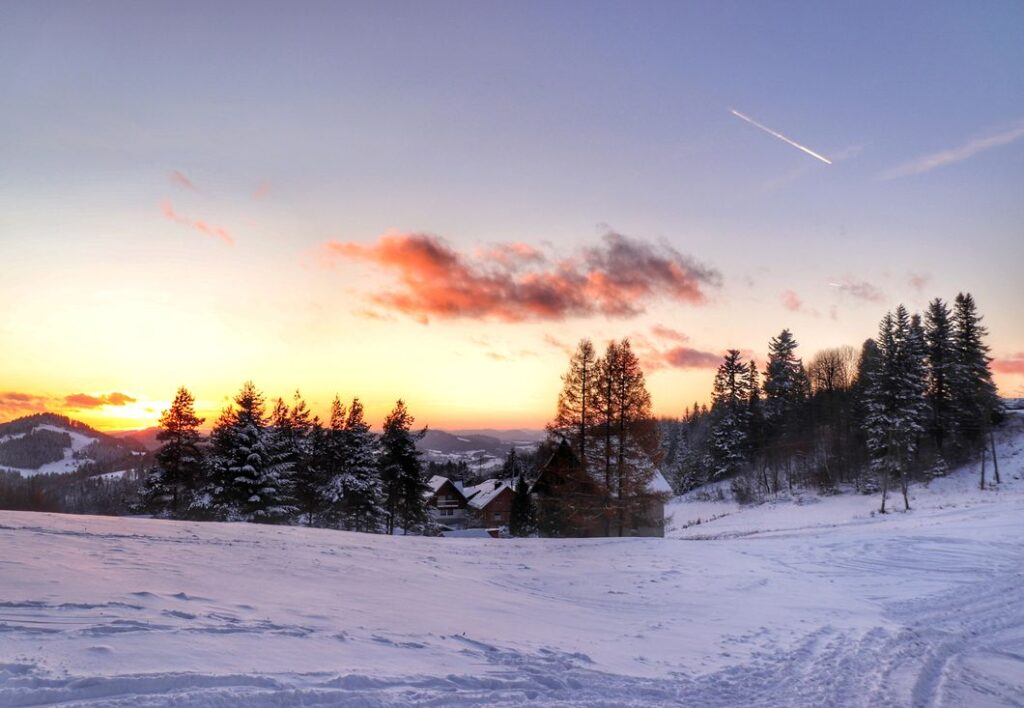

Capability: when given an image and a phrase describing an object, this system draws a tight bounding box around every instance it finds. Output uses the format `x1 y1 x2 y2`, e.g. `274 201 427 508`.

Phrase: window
493 512 502 520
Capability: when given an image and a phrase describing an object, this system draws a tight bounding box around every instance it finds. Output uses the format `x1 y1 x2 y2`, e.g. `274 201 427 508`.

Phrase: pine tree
509 476 537 537
708 350 751 480
338 398 386 532
549 339 598 476
763 329 808 426
198 382 294 522
864 307 928 512
501 448 521 480
138 386 205 517
924 298 956 453
380 400 428 535
950 293 1001 460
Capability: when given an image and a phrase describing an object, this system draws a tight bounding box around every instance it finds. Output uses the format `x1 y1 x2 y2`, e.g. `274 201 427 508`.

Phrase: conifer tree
199 382 294 522
924 298 956 453
138 386 205 517
950 293 1002 482
549 339 598 475
380 400 428 535
338 398 386 532
509 476 537 537
708 350 751 480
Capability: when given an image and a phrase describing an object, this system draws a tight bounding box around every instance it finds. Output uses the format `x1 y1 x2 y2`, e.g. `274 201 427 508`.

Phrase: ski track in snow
1 419 1023 705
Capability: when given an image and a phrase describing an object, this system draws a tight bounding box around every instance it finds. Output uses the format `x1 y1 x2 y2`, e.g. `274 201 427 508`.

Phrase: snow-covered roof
427 475 450 495
647 470 673 495
463 479 512 509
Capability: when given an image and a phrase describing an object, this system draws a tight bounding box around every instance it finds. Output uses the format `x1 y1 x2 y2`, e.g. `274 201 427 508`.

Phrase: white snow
0 424 99 477
1 416 1023 705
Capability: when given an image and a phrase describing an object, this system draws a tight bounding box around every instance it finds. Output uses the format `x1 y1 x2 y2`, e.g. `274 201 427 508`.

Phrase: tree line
660 293 1003 512
138 384 433 534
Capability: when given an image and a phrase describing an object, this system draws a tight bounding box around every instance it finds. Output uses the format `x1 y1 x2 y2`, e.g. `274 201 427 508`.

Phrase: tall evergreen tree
380 400 428 535
950 293 1002 484
509 477 537 537
549 339 598 475
864 307 928 512
335 398 386 532
138 386 205 517
708 350 751 480
924 298 956 453
198 382 294 522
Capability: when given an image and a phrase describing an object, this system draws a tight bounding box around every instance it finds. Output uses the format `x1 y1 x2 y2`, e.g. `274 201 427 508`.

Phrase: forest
0 292 1005 530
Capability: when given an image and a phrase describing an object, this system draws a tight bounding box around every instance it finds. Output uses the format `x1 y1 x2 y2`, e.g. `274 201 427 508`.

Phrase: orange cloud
321 231 720 322
993 354 1024 375
161 201 234 246
64 392 137 409
0 391 51 420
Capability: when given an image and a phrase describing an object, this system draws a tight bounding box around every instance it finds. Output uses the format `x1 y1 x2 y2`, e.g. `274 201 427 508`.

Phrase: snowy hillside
1 418 1022 705
0 414 143 478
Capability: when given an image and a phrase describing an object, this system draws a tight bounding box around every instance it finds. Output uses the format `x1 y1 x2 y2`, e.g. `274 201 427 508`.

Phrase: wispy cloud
882 121 1024 179
170 170 197 191
730 109 832 164
650 324 690 344
64 392 137 409
908 271 931 292
320 231 721 323
780 288 820 317
161 201 234 246
829 277 886 304
253 181 272 201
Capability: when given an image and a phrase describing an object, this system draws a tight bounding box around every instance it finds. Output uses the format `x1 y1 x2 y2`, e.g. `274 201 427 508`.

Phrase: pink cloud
161 201 234 246
170 170 197 191
320 231 720 323
993 354 1024 375
780 289 803 312
650 324 690 343
908 272 931 292
253 182 272 200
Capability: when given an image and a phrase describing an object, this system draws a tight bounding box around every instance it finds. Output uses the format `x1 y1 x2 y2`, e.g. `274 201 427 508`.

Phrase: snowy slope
0 419 1022 705
0 423 100 477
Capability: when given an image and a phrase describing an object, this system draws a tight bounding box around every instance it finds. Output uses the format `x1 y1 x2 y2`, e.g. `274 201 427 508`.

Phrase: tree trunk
990 429 1000 484
979 444 986 491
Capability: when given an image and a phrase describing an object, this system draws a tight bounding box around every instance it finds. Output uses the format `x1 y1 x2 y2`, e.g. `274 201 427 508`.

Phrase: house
462 479 514 528
530 439 670 537
424 475 470 526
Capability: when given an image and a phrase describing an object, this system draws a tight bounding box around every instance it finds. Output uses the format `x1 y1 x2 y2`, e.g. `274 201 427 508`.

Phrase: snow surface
1 417 1023 705
0 424 99 477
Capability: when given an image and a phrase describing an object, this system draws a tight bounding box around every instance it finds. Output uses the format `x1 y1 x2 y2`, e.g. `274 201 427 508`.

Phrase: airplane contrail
730 109 832 165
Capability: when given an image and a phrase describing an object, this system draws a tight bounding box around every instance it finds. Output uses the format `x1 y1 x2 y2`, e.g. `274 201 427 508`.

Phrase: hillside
0 415 1021 705
0 413 144 477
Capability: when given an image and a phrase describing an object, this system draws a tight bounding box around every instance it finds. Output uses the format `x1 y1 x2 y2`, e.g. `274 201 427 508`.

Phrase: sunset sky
2 1 1022 431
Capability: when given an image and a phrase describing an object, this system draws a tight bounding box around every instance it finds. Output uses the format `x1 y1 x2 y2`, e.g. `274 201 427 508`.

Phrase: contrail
730 109 832 165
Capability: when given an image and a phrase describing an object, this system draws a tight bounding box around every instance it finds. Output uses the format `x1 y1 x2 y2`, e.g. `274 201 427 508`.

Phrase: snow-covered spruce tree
708 350 751 483
950 293 1002 483
851 338 882 491
198 382 294 523
137 386 205 517
262 397 299 522
290 392 328 526
762 329 809 488
501 447 521 480
509 477 537 537
337 398 386 533
379 400 429 535
864 307 928 512
924 298 956 455
319 396 349 527
548 339 598 477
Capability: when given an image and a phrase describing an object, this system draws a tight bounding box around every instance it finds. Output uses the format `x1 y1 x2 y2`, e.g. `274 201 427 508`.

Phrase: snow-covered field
1 417 1023 705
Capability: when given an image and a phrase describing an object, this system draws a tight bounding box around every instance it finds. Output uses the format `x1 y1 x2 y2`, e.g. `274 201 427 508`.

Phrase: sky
1 0 1022 431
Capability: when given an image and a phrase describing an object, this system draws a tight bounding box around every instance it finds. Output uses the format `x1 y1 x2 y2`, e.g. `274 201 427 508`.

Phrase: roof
463 479 513 509
646 470 673 495
426 475 449 495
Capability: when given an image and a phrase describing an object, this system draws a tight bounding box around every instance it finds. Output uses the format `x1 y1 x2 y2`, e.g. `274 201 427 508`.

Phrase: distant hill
416 429 542 470
111 427 163 452
0 413 144 477
448 428 547 444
